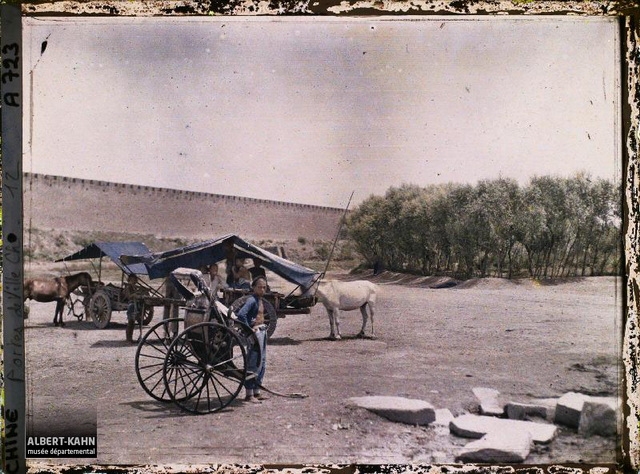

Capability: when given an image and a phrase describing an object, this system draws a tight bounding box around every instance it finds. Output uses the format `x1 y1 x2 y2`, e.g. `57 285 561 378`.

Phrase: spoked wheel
135 317 184 402
89 289 112 329
230 295 278 339
135 305 154 326
228 318 263 374
163 322 248 414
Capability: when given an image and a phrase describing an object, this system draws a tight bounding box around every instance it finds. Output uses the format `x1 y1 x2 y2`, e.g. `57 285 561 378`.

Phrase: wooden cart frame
121 234 322 339
57 241 183 330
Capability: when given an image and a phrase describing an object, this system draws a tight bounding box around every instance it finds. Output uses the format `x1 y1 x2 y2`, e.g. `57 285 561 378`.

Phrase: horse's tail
366 281 379 308
369 280 380 294
23 280 32 300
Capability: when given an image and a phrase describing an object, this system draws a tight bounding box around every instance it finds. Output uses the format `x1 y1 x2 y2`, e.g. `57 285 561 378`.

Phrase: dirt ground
22 270 621 470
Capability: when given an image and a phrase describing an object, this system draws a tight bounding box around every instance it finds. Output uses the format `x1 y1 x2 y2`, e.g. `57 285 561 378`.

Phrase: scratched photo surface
21 16 623 465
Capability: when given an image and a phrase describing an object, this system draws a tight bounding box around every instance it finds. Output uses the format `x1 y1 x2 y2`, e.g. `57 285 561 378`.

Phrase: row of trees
346 174 621 279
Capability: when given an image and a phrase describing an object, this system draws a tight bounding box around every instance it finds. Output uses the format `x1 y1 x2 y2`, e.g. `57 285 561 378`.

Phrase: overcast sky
22 16 621 208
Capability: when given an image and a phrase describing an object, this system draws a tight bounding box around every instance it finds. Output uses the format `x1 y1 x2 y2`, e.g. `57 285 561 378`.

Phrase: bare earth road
24 274 621 469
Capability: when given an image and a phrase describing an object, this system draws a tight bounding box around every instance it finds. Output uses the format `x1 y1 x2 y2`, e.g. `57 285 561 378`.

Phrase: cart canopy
169 268 208 300
121 234 321 289
57 241 151 275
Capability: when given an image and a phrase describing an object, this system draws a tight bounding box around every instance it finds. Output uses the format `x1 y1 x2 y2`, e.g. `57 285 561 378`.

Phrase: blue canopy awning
120 234 321 289
57 241 151 275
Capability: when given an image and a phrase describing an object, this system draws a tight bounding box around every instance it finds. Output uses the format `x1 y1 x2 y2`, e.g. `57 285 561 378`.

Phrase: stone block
472 387 504 416
505 401 551 421
456 430 532 463
450 414 557 444
578 397 618 437
348 396 436 425
531 398 559 420
555 392 588 428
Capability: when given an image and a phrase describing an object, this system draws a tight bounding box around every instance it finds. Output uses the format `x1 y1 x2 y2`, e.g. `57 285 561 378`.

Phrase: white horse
314 280 378 340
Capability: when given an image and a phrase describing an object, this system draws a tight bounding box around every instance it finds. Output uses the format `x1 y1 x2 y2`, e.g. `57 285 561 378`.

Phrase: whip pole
319 191 354 281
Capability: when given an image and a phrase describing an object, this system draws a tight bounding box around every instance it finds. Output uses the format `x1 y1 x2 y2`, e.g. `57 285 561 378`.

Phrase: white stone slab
434 408 455 426
450 413 557 444
472 387 504 416
555 392 587 428
348 396 436 425
457 430 532 463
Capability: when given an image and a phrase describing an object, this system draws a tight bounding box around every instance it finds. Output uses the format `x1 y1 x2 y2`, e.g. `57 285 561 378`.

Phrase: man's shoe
254 393 269 401
245 395 260 403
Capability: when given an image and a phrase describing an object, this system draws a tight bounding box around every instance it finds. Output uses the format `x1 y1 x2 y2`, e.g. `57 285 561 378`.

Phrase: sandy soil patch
22 272 621 469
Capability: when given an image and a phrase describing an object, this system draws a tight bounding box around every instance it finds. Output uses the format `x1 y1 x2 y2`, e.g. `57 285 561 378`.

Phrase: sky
22 16 621 208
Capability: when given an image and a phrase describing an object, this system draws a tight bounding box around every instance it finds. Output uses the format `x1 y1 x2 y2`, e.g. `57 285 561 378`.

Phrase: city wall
23 173 344 241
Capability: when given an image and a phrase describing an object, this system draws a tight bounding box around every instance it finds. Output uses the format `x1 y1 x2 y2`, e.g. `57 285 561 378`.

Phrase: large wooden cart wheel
135 317 184 402
162 322 248 414
135 305 154 326
89 289 112 329
230 295 278 339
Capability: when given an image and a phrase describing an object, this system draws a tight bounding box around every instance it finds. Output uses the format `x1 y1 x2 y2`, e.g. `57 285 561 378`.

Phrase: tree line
346 174 621 279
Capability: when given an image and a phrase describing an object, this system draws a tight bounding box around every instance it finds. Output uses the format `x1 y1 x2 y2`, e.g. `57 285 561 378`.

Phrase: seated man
231 257 252 290
250 258 267 281
207 263 229 301
224 239 237 286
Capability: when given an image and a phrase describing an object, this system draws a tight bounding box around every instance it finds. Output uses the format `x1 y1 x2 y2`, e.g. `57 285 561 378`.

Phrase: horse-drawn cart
57 242 182 329
121 234 321 339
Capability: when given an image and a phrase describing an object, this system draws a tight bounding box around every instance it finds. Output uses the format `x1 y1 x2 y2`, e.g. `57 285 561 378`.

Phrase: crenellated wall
23 173 344 241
